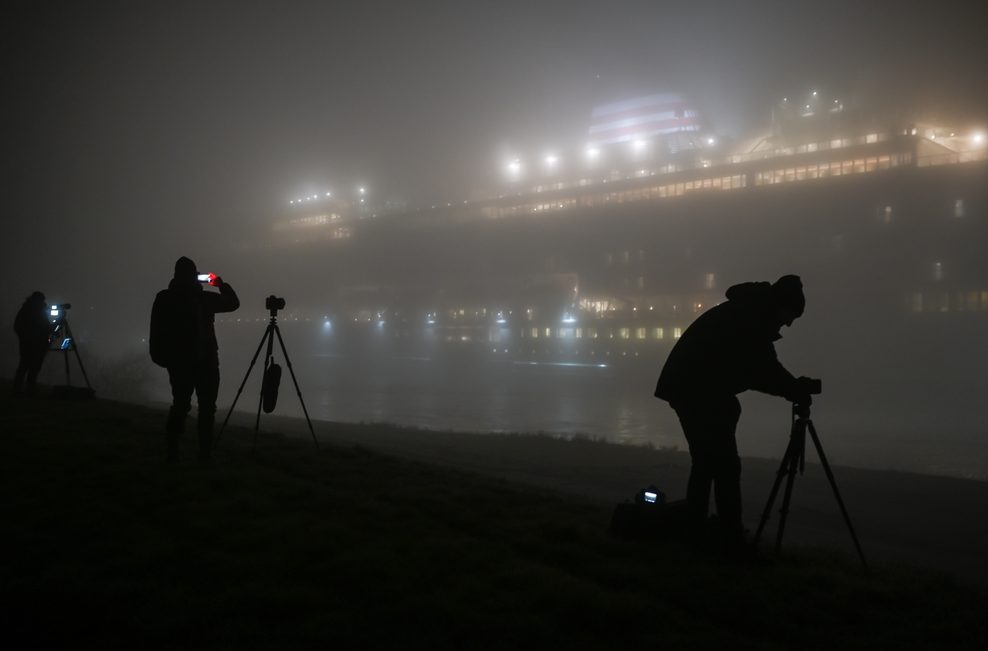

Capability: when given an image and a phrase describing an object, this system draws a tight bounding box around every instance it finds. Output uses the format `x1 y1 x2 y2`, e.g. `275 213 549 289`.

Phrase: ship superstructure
260 93 988 362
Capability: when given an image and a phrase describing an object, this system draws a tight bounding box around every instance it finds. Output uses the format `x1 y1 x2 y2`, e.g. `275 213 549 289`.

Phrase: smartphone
197 272 219 286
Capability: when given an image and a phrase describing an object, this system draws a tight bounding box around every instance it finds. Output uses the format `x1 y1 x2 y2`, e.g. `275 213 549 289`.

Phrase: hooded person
654 274 817 547
13 291 51 397
150 256 239 462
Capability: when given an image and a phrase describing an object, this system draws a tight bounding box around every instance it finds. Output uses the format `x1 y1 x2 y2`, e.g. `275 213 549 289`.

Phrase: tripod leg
253 331 277 454
274 326 320 450
250 317 281 454
64 345 71 386
775 420 806 553
60 321 71 386
774 452 800 552
807 421 869 571
64 322 93 391
253 358 267 454
217 327 270 443
754 437 798 545
71 344 93 390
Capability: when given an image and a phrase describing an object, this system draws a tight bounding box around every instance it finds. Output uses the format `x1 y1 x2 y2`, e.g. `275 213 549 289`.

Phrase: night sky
2 0 986 332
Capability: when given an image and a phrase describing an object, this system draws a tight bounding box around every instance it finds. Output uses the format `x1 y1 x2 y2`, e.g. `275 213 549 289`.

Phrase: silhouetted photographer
655 275 819 549
12 291 50 397
150 257 239 462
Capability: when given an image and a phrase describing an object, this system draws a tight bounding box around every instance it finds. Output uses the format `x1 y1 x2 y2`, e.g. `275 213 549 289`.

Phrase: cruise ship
255 92 988 364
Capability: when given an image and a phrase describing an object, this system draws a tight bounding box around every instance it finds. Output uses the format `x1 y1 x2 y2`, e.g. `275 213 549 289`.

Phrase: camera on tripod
800 377 822 395
49 303 72 321
218 292 320 451
791 376 822 407
265 295 286 313
43 301 94 398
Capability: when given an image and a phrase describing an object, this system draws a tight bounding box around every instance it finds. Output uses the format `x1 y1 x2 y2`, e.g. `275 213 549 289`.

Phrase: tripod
753 403 868 570
49 313 94 395
218 304 320 452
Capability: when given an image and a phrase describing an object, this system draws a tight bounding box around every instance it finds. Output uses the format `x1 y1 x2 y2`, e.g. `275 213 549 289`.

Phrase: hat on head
771 274 805 319
174 256 197 282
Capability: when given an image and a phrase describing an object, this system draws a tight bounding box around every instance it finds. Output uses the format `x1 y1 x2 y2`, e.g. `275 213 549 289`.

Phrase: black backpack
149 289 190 368
609 486 690 540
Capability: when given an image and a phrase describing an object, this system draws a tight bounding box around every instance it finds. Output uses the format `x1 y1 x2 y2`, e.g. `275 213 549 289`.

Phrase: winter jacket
149 279 239 368
654 281 799 406
14 298 51 352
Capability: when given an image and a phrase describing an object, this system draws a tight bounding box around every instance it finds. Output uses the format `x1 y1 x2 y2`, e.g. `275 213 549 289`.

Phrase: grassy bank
1 387 985 650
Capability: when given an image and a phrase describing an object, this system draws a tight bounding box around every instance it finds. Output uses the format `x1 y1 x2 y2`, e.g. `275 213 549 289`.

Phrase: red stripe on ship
589 113 689 135
590 118 699 140
590 102 689 125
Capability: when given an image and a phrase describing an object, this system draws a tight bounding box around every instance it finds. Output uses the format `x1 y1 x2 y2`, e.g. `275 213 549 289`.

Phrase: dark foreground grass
1 388 986 650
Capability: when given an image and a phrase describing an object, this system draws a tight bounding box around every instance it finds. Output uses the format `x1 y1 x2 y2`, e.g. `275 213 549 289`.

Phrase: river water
206 327 988 481
100 316 986 482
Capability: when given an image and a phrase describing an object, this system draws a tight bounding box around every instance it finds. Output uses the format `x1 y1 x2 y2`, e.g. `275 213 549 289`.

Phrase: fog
3 1 988 479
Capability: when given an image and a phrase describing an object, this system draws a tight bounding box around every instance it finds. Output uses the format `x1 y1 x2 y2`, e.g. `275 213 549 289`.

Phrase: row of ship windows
517 326 683 340
426 325 686 340
510 136 891 196
521 137 892 194
727 134 888 164
489 154 914 217
911 291 988 313
752 154 909 185
488 175 748 217
444 303 705 321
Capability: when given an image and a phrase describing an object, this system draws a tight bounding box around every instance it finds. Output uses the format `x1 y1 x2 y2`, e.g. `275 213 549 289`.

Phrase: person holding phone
150 256 239 462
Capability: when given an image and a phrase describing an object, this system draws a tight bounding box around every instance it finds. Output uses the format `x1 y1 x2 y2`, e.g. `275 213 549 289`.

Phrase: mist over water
25 308 977 482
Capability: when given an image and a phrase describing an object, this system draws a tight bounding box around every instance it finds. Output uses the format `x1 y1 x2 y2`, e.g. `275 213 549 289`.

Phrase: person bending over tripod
654 275 819 547
150 257 239 462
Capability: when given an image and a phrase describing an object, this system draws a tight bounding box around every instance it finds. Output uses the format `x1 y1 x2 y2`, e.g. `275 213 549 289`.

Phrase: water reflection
127 327 988 481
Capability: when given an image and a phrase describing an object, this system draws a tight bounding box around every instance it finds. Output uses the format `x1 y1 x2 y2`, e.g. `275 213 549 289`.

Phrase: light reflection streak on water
512 361 609 369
